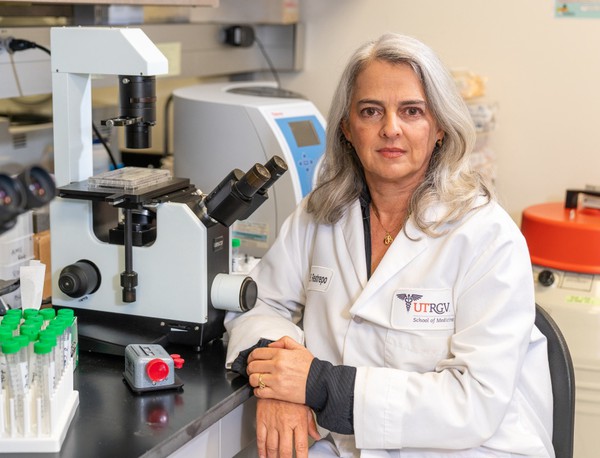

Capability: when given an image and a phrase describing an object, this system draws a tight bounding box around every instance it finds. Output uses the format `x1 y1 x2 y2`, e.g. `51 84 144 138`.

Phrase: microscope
49 27 287 354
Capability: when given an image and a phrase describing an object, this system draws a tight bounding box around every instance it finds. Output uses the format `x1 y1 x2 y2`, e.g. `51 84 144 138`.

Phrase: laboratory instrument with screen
49 27 286 354
173 81 326 258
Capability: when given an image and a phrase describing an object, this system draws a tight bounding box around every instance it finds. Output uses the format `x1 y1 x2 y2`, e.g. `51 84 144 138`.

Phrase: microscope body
50 190 231 352
49 27 270 353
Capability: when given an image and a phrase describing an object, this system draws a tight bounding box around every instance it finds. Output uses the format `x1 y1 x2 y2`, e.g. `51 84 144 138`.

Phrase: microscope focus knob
58 260 101 298
211 273 257 312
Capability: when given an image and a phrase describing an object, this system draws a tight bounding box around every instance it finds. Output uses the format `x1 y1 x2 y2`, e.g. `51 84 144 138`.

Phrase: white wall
280 0 600 222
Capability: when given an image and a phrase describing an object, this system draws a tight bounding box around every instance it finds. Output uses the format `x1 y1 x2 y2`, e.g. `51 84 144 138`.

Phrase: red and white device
123 343 184 392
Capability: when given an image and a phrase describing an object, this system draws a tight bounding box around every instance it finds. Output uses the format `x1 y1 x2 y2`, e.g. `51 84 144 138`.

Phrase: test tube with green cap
54 315 74 366
0 326 13 394
232 237 243 272
56 308 74 322
46 319 67 357
23 308 39 320
19 330 40 385
41 325 65 379
33 340 54 435
1 313 21 323
0 326 12 343
5 308 22 320
19 324 39 343
23 314 43 330
57 308 76 366
39 308 56 329
0 328 11 436
3 339 27 436
37 333 57 389
1 315 20 337
12 334 32 393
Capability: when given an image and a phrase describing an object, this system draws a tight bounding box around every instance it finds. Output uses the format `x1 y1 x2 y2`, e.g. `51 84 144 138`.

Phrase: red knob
146 358 169 382
170 353 185 369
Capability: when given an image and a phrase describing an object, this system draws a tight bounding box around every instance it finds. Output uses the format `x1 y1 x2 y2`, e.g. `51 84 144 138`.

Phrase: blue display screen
275 115 325 196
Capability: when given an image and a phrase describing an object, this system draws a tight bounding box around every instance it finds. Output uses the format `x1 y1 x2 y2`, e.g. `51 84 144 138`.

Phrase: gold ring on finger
258 373 266 389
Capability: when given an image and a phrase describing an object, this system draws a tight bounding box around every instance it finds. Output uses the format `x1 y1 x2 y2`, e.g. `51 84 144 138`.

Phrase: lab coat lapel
349 217 429 326
340 200 369 290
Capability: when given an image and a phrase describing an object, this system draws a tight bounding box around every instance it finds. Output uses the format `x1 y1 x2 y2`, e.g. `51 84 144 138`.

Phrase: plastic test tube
0 316 20 337
23 315 43 331
57 308 74 322
39 308 56 330
57 309 76 365
0 327 14 436
14 334 33 391
55 315 73 366
45 321 67 378
2 339 27 436
20 325 40 365
4 309 22 321
38 332 59 388
13 335 33 435
33 341 53 436
0 326 12 383
22 309 39 321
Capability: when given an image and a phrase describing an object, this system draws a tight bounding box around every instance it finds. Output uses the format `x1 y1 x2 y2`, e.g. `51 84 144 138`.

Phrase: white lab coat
225 197 554 458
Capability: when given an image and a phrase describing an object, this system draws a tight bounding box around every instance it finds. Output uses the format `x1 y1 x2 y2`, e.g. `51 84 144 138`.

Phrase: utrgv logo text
397 293 450 314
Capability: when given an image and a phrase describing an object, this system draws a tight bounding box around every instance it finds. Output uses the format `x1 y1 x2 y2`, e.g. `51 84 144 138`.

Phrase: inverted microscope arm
51 27 168 187
51 27 168 303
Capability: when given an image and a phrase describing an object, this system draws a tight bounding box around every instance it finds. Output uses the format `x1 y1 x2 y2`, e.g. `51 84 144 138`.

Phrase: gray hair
306 33 492 237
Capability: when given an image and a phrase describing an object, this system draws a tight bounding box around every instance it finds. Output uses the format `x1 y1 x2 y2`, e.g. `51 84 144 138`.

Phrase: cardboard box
33 230 52 301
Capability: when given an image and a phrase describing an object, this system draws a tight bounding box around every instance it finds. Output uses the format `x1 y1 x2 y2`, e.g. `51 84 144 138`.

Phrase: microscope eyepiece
0 166 55 235
0 173 27 232
17 166 56 209
202 157 288 227
234 163 271 198
260 155 288 192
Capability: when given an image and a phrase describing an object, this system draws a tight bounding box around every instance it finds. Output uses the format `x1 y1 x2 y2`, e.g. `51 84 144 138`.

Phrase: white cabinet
168 397 257 458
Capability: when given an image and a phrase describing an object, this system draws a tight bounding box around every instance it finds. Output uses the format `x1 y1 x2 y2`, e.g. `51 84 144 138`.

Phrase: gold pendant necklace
383 232 394 246
371 205 397 246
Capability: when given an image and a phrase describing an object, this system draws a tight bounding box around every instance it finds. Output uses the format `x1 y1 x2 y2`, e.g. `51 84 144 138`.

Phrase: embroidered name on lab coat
307 266 334 292
391 289 454 330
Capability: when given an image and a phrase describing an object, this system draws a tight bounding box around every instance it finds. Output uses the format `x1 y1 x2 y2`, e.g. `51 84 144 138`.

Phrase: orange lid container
521 190 600 274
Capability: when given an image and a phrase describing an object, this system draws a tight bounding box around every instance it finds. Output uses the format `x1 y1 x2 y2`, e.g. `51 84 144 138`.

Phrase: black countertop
2 339 252 458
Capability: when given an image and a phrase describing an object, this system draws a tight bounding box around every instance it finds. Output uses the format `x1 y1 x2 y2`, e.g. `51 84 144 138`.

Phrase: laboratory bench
2 339 257 458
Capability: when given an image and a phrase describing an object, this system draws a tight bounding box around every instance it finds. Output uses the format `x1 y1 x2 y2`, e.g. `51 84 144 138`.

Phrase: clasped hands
246 336 321 458
247 336 314 403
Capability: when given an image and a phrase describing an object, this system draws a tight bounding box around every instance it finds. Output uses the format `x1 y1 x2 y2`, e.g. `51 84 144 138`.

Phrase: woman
225 33 553 457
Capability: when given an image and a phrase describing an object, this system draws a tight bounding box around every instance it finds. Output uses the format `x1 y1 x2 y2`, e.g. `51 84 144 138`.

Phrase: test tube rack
0 358 79 452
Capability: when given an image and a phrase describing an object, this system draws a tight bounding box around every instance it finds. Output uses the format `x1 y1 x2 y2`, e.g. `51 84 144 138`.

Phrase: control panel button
146 358 169 382
538 270 555 287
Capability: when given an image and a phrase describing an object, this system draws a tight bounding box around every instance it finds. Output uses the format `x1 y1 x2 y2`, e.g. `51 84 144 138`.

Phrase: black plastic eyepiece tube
234 163 271 199
259 156 288 192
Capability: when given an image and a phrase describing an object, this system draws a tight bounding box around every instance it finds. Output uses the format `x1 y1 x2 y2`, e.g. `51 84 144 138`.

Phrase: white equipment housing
173 81 326 257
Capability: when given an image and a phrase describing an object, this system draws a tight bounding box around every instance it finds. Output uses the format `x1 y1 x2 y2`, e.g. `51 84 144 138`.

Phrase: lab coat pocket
385 288 454 370
384 328 452 371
